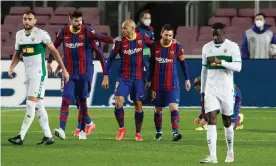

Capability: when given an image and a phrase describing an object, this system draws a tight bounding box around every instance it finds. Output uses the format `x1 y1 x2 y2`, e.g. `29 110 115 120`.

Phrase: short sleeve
177 44 185 56
41 30 52 45
15 31 20 51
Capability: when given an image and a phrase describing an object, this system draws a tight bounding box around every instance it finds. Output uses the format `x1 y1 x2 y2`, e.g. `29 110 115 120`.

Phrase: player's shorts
61 78 92 99
114 77 144 101
204 89 235 116
25 74 47 98
152 88 180 107
232 96 242 124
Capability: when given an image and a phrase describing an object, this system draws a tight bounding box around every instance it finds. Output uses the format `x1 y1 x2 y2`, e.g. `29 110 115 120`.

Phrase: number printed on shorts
61 79 64 92
114 81 119 92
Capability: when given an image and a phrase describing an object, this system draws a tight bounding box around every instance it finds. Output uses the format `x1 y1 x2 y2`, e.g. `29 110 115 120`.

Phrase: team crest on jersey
138 40 142 44
79 35 84 40
170 51 175 55
250 37 255 43
224 48 227 53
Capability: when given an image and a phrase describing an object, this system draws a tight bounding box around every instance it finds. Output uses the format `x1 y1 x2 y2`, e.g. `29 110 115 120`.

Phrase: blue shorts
114 77 144 101
152 88 180 107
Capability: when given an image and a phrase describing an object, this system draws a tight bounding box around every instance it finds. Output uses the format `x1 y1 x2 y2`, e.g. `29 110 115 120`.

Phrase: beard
73 25 81 30
24 25 33 31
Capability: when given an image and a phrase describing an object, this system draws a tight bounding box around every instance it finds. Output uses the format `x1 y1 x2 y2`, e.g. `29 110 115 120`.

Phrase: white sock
19 100 36 140
207 125 217 158
36 100 52 138
224 125 234 153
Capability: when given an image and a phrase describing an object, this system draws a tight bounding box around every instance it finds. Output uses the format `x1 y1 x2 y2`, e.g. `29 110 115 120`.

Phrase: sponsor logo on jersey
123 48 142 55
65 43 84 48
23 48 34 53
155 57 173 63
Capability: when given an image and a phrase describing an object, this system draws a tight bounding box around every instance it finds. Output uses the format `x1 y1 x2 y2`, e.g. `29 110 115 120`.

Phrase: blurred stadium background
1 1 276 107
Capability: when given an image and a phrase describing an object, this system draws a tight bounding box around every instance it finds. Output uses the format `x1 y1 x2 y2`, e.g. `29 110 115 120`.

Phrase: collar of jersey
70 25 81 34
24 27 35 36
160 40 172 47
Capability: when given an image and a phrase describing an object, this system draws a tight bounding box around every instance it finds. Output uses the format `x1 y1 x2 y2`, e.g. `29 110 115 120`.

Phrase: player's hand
185 80 191 91
194 117 201 125
102 75 109 89
54 67 61 78
210 56 221 66
146 81 151 88
113 37 121 42
200 119 208 125
47 63 53 75
62 70 70 83
8 69 14 79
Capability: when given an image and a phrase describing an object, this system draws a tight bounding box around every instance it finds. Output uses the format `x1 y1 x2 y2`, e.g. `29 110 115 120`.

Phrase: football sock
78 98 88 131
76 99 92 130
36 100 52 138
171 110 180 133
135 111 144 134
19 100 36 140
207 125 217 157
154 111 162 133
224 125 234 153
114 107 124 128
60 98 71 131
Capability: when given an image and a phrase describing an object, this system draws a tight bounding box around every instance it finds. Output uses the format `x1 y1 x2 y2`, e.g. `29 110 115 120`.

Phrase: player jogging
7 11 69 145
47 10 118 140
193 76 244 131
147 24 191 141
102 19 153 141
199 23 242 164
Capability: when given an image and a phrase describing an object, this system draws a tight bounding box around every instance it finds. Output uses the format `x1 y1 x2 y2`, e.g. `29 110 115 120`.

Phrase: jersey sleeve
177 43 185 58
41 30 52 45
202 45 208 66
221 42 242 72
86 27 114 44
104 40 121 75
177 43 190 80
15 31 20 51
232 43 242 62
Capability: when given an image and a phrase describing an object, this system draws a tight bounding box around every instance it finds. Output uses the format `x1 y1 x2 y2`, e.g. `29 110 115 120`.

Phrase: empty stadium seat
199 26 212 34
265 17 275 26
1 32 10 41
191 48 202 55
1 24 16 35
198 34 212 41
1 47 14 59
261 8 276 17
36 16 49 25
225 34 242 42
49 16 69 25
83 15 100 26
4 39 15 47
33 7 54 16
93 25 111 36
225 26 247 35
216 8 237 17
176 26 198 36
4 15 22 25
55 7 76 15
208 17 230 26
270 26 276 33
239 8 255 17
9 7 31 15
231 17 252 27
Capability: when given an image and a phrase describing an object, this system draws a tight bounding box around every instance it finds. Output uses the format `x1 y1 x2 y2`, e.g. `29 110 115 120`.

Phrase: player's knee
169 103 178 111
222 115 232 128
115 99 124 109
207 111 217 125
155 107 162 113
134 101 143 112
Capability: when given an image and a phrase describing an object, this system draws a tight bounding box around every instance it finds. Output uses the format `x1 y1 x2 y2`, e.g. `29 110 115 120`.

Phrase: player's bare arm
46 43 69 83
8 51 21 79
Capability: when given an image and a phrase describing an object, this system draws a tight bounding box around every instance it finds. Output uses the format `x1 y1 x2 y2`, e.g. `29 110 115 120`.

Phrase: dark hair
69 10 83 18
23 10 36 17
161 24 174 32
139 10 151 19
212 22 225 30
194 76 201 86
255 12 265 18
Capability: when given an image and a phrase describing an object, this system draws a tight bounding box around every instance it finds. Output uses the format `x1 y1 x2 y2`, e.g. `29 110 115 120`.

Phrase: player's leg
53 78 74 140
167 89 182 141
152 90 165 140
114 78 131 140
221 92 235 163
200 94 220 164
131 79 145 141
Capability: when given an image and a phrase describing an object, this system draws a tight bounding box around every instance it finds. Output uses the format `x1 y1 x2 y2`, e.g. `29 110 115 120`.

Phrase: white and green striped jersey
202 39 242 93
15 27 52 76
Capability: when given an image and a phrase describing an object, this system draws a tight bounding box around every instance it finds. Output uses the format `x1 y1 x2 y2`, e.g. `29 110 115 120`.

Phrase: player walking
102 19 152 141
199 23 242 164
147 24 191 141
7 11 69 145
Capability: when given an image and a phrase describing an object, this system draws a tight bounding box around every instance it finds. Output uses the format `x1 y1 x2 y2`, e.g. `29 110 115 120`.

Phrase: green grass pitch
1 108 276 166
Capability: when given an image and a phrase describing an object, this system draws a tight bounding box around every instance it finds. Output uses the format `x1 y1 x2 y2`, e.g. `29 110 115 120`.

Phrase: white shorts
25 75 47 98
204 90 235 116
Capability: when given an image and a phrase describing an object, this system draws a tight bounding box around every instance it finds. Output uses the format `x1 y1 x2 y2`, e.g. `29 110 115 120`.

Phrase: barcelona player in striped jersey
102 19 153 141
47 10 118 140
193 76 244 130
147 24 191 141
53 40 104 137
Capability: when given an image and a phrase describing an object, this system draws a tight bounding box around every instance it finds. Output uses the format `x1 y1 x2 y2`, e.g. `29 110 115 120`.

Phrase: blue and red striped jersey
150 40 185 91
48 25 114 76
105 32 152 79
